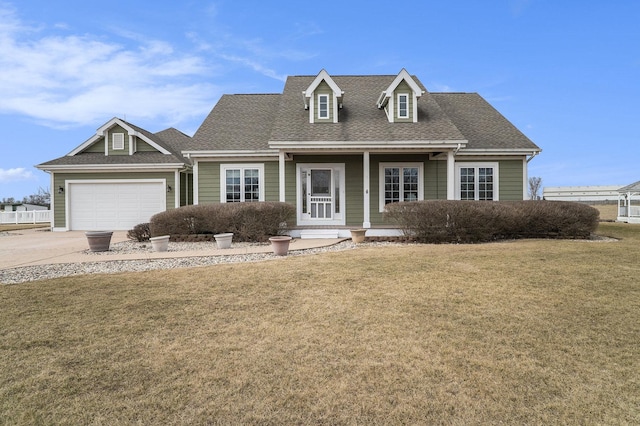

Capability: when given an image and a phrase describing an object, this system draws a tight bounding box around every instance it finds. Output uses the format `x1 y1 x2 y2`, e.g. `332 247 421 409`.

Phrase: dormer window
397 93 409 119
112 133 125 150
303 69 344 124
377 69 425 123
318 94 329 119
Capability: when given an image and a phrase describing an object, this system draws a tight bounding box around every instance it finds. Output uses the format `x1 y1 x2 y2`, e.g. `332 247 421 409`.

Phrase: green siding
85 138 105 153
52 171 177 228
197 162 220 204
425 159 448 200
498 160 524 200
198 161 281 204
194 156 525 227
106 124 129 156
136 139 157 152
369 154 434 225
264 162 280 201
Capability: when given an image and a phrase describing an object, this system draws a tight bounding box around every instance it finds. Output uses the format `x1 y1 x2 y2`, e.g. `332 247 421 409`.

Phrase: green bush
383 200 599 243
126 223 151 242
149 202 296 242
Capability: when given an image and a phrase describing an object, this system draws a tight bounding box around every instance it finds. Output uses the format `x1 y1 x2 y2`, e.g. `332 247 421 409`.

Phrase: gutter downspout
527 151 540 163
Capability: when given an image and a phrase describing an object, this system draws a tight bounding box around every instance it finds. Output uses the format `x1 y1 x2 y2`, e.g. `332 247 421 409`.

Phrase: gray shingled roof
189 74 539 153
431 93 539 151
269 75 465 143
38 123 192 168
190 94 281 151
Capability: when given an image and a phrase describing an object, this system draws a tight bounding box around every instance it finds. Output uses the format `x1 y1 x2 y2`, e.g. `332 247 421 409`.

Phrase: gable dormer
67 118 172 157
376 69 425 123
302 69 344 123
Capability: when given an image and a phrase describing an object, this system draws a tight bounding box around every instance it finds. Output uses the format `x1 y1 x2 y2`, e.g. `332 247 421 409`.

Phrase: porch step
299 229 340 239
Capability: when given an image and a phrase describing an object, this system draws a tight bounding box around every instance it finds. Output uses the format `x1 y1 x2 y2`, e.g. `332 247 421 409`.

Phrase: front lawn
1 222 638 424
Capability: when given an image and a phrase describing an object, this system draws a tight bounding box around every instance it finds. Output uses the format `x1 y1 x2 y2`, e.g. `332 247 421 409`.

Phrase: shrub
149 202 296 242
384 200 599 243
126 223 151 242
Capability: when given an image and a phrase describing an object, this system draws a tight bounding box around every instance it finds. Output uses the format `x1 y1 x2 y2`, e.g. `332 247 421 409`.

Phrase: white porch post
174 170 180 208
363 151 371 228
193 161 199 205
279 151 286 202
447 150 455 200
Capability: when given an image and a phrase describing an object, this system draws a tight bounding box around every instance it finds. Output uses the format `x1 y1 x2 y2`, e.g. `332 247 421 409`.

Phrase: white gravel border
0 240 386 285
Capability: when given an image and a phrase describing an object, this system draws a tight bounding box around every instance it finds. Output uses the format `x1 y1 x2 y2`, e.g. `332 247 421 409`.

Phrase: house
37 119 193 231
37 69 541 235
543 185 623 203
1 203 49 212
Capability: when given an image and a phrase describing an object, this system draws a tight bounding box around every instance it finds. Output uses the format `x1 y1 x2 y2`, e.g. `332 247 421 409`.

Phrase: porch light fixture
167 185 172 193
57 186 64 194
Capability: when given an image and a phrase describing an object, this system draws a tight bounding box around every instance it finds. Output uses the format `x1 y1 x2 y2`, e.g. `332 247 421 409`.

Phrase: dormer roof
302 69 344 108
376 68 424 109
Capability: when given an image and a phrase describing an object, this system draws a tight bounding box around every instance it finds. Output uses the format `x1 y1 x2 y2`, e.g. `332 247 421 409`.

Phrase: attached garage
67 180 166 230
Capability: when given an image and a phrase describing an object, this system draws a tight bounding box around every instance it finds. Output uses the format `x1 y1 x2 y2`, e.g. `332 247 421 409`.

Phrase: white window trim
219 163 265 203
397 93 409 119
379 162 424 212
112 133 125 150
317 94 329 119
455 162 500 201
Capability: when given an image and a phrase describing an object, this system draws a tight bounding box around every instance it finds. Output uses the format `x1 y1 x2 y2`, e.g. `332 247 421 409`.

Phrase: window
397 93 409 118
318 94 329 119
112 133 125 150
220 164 264 203
379 163 424 211
456 163 499 201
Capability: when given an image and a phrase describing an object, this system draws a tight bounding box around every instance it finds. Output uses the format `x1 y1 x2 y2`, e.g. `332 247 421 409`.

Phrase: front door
297 163 345 226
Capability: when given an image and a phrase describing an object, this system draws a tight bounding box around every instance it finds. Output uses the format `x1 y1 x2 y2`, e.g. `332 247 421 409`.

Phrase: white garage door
69 181 166 230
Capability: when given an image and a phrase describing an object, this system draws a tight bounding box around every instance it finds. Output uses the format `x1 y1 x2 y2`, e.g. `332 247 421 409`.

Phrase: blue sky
1 0 639 200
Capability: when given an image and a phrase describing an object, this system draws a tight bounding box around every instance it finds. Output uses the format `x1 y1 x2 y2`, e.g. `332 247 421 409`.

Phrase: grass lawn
1 222 639 424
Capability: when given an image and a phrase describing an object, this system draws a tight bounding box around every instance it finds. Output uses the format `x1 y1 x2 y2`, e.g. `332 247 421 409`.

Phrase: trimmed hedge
127 222 151 242
149 202 296 242
383 200 600 243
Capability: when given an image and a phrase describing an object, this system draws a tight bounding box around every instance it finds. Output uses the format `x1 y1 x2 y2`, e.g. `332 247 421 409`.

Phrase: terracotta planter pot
149 235 170 252
350 228 367 244
85 231 113 252
214 233 234 249
269 236 292 256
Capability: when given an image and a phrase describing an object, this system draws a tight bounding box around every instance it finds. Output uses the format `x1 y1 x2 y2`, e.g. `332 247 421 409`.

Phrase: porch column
447 150 455 200
279 151 286 202
363 151 371 228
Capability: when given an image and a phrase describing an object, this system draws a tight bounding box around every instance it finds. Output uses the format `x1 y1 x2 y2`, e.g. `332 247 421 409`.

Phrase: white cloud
0 167 34 183
0 5 218 128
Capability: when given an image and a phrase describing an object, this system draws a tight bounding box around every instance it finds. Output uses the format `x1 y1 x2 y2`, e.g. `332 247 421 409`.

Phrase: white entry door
297 163 345 226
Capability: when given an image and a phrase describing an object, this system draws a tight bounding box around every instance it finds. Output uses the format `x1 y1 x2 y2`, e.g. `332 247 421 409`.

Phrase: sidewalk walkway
0 228 346 270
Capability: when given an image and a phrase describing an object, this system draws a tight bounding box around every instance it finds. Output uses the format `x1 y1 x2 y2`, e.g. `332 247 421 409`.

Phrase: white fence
0 210 51 225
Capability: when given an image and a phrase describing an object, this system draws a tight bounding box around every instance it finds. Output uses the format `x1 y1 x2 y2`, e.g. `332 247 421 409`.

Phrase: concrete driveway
0 229 130 270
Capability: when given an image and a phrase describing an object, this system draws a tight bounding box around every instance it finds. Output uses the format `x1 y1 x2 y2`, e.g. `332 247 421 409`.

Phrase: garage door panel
69 182 166 230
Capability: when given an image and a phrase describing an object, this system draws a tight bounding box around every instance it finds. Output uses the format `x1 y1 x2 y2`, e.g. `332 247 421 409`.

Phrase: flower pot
269 236 292 256
350 228 367 244
85 231 113 252
149 235 170 252
214 233 233 249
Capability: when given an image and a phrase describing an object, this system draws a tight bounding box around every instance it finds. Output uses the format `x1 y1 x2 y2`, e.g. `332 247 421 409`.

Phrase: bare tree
22 187 51 207
528 176 543 200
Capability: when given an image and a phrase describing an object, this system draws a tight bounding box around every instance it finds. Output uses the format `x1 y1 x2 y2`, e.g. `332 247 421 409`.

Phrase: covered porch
617 181 640 223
